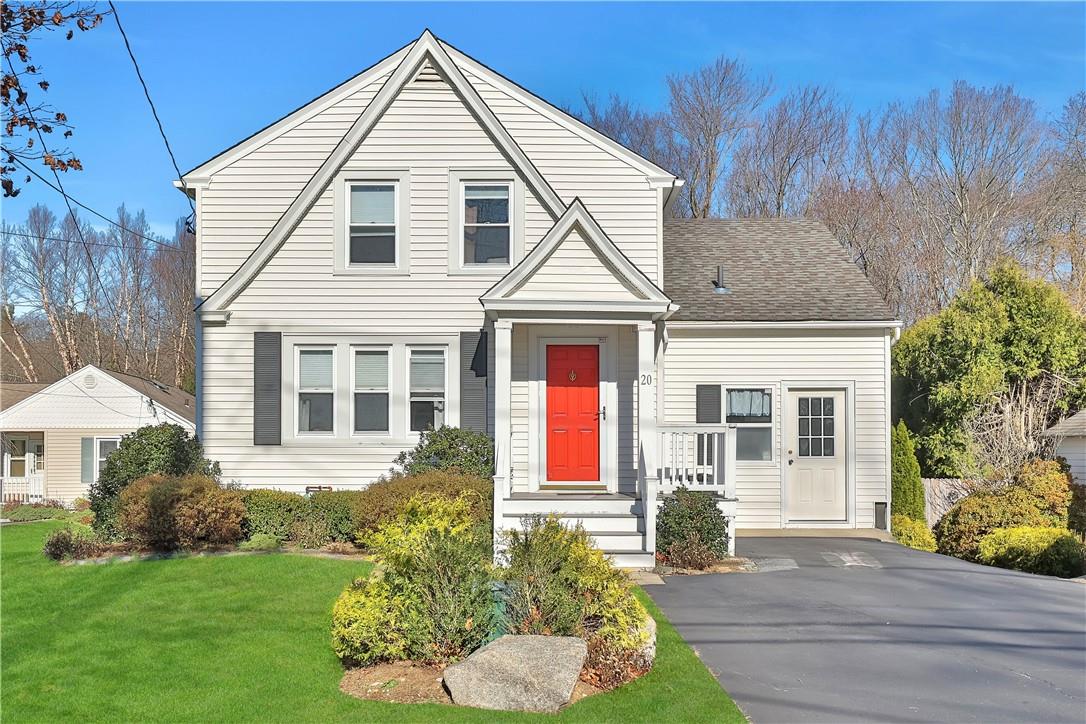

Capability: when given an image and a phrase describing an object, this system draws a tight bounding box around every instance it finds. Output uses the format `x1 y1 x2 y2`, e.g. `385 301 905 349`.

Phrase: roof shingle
663 218 896 322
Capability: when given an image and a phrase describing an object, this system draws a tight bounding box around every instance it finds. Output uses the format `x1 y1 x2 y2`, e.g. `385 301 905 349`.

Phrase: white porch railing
1 474 46 504
657 425 737 498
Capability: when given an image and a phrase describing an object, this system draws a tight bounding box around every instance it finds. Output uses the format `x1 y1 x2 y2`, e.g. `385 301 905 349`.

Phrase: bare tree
727 86 849 218
666 57 770 217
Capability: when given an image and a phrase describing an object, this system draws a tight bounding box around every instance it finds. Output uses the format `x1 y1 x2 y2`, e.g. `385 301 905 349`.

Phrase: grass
1 522 744 723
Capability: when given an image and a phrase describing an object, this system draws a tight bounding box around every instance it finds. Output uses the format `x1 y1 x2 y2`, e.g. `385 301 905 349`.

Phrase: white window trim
407 345 449 437
333 169 411 275
94 436 122 481
4 434 29 478
351 345 392 438
295 345 337 437
448 170 524 275
723 384 777 465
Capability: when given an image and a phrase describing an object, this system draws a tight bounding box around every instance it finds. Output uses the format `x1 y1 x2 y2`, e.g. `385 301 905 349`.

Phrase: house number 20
640 374 653 385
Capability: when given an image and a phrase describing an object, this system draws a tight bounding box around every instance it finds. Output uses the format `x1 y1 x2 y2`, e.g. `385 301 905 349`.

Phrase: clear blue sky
3 1 1083 238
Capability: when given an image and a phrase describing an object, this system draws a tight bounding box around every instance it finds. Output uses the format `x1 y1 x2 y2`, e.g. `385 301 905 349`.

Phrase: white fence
1 475 46 504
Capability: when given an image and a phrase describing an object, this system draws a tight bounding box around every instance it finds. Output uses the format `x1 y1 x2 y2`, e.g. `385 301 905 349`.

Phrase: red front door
546 344 600 482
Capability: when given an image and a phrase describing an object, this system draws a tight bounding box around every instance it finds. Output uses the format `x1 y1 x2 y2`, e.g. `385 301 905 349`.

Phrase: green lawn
1 522 744 723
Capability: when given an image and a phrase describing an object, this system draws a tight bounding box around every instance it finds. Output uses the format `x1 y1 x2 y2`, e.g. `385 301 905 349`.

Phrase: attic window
348 184 397 265
462 183 510 265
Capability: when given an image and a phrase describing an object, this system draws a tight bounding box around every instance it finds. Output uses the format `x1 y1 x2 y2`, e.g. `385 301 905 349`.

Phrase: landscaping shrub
891 421 926 521
664 532 719 570
2 504 69 522
307 490 363 543
1069 484 1086 538
240 489 306 540
238 533 281 552
891 515 937 552
117 474 226 551
978 527 1086 578
392 425 494 478
89 424 219 538
290 516 331 549
352 471 492 540
174 486 245 548
1014 459 1072 526
501 515 650 651
42 525 102 561
332 493 493 666
934 487 1048 561
656 488 729 563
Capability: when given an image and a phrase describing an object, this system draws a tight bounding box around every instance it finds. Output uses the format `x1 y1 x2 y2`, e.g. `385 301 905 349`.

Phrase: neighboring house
1044 410 1086 485
181 31 901 566
0 365 195 504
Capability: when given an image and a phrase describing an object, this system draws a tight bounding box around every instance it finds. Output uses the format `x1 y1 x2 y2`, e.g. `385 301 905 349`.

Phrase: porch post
492 319 513 548
637 322 658 555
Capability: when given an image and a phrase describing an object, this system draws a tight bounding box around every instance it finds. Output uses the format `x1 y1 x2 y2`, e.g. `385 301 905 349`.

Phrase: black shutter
253 332 282 445
696 384 721 424
460 330 488 433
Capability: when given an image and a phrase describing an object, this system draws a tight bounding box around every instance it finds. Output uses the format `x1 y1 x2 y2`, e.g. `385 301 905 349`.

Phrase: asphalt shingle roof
663 218 896 322
1044 409 1086 437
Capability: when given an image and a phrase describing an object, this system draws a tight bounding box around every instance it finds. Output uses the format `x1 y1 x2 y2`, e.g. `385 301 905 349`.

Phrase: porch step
606 550 656 570
587 530 646 550
504 494 643 516
502 511 644 533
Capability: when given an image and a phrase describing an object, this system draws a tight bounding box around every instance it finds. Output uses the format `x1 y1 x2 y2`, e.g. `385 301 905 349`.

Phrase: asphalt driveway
647 537 1086 723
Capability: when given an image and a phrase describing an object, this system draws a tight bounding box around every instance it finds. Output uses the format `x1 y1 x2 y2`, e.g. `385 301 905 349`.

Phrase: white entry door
786 390 847 522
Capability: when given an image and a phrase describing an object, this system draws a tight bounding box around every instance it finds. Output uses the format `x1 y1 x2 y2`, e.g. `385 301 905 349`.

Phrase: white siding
1055 436 1085 485
661 328 892 529
198 66 660 491
511 230 645 301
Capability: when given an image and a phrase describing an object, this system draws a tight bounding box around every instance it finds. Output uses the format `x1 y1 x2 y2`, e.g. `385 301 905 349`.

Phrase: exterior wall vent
82 373 97 389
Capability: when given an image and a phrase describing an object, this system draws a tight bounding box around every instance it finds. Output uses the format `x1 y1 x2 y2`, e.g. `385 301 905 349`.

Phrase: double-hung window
409 348 446 433
348 184 397 265
353 348 390 434
6 437 27 477
298 348 335 434
95 437 120 479
726 388 774 462
462 183 510 265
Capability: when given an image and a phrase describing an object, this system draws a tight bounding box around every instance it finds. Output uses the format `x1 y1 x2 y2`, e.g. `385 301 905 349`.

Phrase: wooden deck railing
1 475 46 504
657 425 737 498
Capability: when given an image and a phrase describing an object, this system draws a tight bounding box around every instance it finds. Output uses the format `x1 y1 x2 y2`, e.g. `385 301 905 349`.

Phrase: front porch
1 431 46 504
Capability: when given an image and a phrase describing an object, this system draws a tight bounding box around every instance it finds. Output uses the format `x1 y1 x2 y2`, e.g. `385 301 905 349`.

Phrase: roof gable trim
200 30 566 314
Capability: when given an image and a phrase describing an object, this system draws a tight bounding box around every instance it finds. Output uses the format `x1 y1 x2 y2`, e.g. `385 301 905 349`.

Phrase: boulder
443 634 587 712
634 613 657 669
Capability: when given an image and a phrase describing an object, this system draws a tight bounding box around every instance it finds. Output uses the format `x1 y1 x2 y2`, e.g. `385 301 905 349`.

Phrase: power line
108 1 196 221
1 229 191 255
4 155 183 251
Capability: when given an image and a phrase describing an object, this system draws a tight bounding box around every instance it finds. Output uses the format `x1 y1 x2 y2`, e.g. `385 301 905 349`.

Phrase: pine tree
891 420 926 521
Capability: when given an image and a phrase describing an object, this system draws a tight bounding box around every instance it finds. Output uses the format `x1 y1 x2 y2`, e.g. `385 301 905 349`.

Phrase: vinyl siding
44 428 130 503
511 230 645 301
661 328 892 529
1056 436 1085 485
198 67 659 490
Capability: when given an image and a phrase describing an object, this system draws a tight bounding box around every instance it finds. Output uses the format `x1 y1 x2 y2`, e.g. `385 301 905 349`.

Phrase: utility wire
2 228 190 255
4 154 183 251
108 1 196 221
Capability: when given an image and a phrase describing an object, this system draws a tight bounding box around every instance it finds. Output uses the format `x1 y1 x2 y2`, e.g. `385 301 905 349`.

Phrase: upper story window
297 347 335 435
462 183 510 266
349 184 397 265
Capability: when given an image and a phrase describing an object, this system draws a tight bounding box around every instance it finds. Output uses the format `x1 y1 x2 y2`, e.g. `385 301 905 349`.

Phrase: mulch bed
338 662 603 707
656 556 755 575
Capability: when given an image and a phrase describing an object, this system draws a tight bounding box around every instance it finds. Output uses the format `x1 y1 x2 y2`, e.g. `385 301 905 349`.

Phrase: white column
637 322 658 554
492 319 513 546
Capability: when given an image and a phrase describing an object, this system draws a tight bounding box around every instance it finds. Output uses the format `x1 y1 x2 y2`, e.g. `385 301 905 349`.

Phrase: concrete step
587 531 646 550
504 495 643 516
606 550 656 569
502 511 644 533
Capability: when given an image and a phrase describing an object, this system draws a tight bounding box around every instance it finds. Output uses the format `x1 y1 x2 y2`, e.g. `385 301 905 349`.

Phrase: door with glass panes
786 390 847 521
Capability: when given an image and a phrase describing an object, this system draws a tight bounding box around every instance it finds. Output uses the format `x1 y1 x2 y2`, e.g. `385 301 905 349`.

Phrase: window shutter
460 330 488 433
696 384 721 424
253 332 282 445
80 437 94 485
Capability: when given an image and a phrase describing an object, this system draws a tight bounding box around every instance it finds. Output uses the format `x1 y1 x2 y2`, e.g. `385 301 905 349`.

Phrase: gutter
666 320 904 331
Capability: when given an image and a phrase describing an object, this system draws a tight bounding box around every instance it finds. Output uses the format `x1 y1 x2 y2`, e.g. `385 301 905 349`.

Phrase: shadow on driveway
647 537 1086 723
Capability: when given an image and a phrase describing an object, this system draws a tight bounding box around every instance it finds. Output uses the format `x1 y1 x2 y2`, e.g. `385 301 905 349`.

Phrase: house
0 365 195 504
1044 410 1086 485
180 31 901 566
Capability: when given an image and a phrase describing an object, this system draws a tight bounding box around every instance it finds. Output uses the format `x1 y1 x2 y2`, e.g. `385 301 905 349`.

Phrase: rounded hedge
978 527 1086 578
891 515 936 552
934 487 1048 561
656 488 729 561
